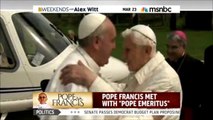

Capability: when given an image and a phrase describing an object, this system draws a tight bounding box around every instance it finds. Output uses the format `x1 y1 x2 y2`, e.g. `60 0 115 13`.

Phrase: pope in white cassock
42 13 121 120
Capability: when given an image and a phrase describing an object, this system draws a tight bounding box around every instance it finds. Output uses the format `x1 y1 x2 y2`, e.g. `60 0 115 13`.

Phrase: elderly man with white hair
60 24 182 120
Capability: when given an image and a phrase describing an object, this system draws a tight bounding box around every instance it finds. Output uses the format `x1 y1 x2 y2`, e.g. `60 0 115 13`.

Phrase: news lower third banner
33 92 181 116
33 5 180 13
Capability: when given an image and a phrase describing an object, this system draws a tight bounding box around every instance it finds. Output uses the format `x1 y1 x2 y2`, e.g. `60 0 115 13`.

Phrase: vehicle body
0 11 129 118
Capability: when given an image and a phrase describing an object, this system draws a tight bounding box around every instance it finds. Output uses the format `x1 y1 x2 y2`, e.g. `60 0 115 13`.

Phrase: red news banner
93 92 180 108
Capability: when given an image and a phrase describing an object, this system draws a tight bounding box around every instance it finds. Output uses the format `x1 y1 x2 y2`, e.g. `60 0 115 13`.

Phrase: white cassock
40 46 103 120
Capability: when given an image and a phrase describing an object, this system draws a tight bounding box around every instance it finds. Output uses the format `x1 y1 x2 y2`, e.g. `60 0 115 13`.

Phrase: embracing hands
60 60 97 88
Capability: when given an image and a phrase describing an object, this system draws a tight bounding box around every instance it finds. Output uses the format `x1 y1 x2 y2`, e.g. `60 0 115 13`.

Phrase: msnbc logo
141 7 148 13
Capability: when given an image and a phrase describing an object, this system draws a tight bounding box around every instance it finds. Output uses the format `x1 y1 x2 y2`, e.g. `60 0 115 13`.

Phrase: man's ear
93 36 101 50
145 46 152 55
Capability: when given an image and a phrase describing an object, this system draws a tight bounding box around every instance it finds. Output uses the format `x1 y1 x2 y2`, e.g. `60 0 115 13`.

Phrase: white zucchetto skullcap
78 13 106 39
122 24 156 44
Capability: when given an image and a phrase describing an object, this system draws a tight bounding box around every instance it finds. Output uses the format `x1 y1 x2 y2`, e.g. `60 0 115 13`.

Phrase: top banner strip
2 0 212 11
33 5 180 13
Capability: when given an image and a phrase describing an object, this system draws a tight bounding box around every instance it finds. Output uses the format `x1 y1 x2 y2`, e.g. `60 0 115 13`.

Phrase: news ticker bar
33 5 180 13
33 92 181 109
34 108 180 116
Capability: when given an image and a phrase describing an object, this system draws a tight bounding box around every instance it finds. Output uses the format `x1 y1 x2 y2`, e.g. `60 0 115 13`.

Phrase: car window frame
0 18 19 72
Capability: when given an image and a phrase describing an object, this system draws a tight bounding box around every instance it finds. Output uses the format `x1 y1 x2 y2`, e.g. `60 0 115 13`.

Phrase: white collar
77 47 100 74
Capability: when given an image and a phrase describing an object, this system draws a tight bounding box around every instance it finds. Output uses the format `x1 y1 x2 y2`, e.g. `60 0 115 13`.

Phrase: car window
0 19 16 69
12 12 71 66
